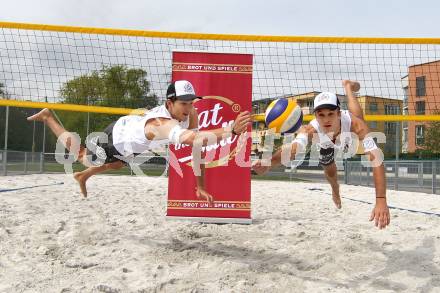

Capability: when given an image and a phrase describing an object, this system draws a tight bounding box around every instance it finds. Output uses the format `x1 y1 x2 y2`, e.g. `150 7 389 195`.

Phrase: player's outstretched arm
180 111 251 146
252 125 314 175
352 116 390 229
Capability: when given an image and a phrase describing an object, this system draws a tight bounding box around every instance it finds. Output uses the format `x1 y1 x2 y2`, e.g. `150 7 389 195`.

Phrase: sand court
1 173 440 292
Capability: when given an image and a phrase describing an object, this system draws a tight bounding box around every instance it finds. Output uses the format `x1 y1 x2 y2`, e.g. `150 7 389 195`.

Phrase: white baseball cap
166 80 201 101
313 92 340 112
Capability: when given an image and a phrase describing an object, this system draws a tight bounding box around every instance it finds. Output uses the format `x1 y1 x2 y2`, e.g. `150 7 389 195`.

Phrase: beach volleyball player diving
253 80 390 229
27 80 251 201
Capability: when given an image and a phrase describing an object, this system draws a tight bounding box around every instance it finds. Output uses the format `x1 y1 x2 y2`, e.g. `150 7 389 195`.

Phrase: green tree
58 65 158 142
61 65 157 108
423 111 440 154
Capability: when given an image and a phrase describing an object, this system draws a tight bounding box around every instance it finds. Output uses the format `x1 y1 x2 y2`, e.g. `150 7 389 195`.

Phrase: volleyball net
0 22 439 118
1 21 440 158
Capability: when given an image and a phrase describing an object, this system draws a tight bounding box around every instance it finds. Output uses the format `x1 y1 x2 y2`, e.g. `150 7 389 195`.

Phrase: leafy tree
1 65 158 152
58 65 158 142
423 110 440 154
61 65 157 108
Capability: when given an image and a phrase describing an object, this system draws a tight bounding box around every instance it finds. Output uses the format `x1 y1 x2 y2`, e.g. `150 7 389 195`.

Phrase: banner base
166 216 252 225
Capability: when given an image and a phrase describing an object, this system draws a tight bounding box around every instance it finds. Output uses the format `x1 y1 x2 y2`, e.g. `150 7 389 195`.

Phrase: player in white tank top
253 80 390 229
111 104 190 157
27 80 251 200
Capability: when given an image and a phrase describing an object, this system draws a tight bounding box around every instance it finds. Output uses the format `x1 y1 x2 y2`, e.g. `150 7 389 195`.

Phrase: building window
416 125 425 145
369 103 378 112
415 101 425 115
385 122 397 134
369 121 377 129
306 100 314 113
340 101 347 110
385 104 400 115
403 87 408 103
416 76 426 97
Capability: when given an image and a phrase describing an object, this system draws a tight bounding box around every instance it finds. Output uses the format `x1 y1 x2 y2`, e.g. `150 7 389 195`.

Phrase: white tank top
112 105 190 156
310 110 353 151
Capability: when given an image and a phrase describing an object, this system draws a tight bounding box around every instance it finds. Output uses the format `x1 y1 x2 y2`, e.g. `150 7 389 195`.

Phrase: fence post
432 161 437 194
1 150 6 176
39 152 44 173
289 161 292 182
344 160 348 184
366 166 370 187
24 152 28 174
418 162 423 187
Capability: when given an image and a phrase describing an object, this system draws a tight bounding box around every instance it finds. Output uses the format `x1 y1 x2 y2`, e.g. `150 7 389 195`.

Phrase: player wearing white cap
28 80 251 200
252 80 390 229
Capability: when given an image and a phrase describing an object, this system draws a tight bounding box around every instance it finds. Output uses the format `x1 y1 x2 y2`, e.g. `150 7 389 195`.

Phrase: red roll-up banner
167 51 252 224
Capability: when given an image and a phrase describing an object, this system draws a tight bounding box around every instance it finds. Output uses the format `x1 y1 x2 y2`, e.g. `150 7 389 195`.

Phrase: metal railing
1 150 168 176
1 150 44 175
345 160 439 194
254 159 440 194
2 149 440 194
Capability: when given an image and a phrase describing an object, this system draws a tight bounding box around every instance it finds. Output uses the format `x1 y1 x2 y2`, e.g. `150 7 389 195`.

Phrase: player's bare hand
369 201 390 229
342 80 360 92
232 111 251 134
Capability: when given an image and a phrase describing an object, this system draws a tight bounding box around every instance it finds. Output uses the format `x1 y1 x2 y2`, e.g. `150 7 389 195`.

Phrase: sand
1 173 440 292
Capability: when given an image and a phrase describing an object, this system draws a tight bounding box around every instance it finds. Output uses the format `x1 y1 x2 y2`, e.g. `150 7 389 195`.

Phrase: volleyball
264 98 303 134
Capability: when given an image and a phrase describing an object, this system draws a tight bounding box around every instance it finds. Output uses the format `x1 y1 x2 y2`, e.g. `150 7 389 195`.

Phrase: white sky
1 0 439 38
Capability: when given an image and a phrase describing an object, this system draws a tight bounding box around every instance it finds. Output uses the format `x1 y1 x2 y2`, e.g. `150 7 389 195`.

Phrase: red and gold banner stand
166 51 253 224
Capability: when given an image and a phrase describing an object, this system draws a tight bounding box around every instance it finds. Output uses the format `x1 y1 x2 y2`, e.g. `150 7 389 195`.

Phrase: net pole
86 96 90 137
3 106 9 175
31 109 36 164
39 97 47 173
32 119 36 153
396 122 400 161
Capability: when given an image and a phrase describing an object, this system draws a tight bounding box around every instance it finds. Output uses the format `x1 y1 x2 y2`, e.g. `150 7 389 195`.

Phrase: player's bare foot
342 80 360 92
27 108 52 122
332 183 342 209
74 172 88 198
